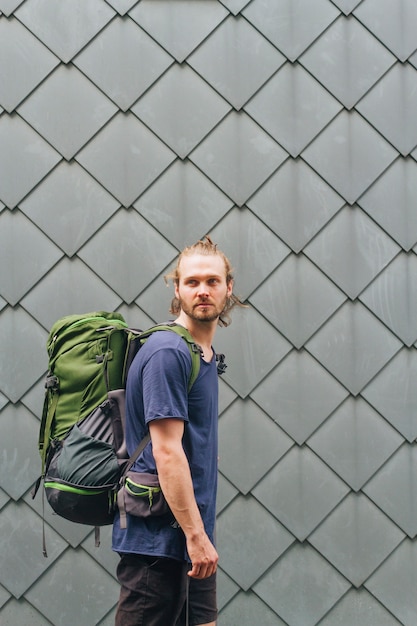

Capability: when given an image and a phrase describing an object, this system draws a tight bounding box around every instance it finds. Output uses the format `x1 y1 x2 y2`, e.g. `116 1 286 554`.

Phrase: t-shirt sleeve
141 343 191 425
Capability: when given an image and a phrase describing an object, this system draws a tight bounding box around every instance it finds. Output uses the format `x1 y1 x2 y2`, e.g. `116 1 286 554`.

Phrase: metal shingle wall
0 0 416 624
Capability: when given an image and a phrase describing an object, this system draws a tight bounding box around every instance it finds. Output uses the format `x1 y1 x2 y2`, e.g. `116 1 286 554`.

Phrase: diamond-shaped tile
134 161 233 249
129 0 228 63
253 446 349 541
359 157 417 251
220 590 287 626
360 252 417 346
0 210 63 305
74 18 173 112
247 158 344 252
219 398 293 494
242 0 340 62
78 210 177 303
0 487 9 511
331 0 362 13
308 397 403 491
216 305 292 398
245 62 342 157
365 539 417 625
217 473 238 516
0 307 47 402
218 377 238 415
354 0 417 62
99 608 117 626
362 348 417 443
320 587 402 626
18 65 117 159
0 17 59 112
364 444 417 538
0 598 51 625
0 115 61 209
0 392 7 411
190 112 288 207
82 525 119 576
304 205 400 299
253 543 350 625
300 15 395 109
188 15 285 110
306 302 402 395
21 378 45 420
251 350 349 444
250 254 346 348
219 0 251 14
210 207 291 300
217 568 240 613
0 0 24 15
309 493 405 587
115 303 156 333
21 258 123 330
106 0 137 14
302 111 398 205
25 549 119 624
16 0 115 63
76 113 176 207
0 404 43 499
0 501 67 598
357 63 417 156
217 495 294 590
132 64 230 157
20 162 120 257
0 587 10 614
135 268 177 325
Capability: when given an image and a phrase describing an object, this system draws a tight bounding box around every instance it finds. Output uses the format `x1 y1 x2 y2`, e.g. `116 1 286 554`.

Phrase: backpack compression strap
38 374 60 473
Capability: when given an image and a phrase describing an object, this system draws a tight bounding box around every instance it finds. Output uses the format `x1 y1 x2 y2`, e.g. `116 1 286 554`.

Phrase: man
112 236 243 626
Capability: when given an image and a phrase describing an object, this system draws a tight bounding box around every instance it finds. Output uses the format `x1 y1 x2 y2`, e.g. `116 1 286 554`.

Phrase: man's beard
178 297 226 323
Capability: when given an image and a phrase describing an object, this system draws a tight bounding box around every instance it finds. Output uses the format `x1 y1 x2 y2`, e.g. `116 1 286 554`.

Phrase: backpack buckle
191 342 203 356
216 354 227 375
45 375 59 391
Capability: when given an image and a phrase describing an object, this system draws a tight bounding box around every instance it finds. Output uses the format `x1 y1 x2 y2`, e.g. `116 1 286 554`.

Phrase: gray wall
1 0 417 624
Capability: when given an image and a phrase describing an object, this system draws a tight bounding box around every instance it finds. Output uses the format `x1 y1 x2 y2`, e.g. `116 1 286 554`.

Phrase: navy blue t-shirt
112 330 219 561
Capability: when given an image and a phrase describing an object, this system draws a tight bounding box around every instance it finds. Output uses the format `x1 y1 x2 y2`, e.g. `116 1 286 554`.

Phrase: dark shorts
115 553 217 626
177 571 217 626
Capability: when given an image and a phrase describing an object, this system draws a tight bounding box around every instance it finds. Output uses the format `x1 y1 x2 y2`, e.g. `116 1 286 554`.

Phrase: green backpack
32 311 201 543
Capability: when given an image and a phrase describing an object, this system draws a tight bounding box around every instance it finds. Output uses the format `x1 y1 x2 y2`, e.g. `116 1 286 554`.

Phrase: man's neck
174 314 217 361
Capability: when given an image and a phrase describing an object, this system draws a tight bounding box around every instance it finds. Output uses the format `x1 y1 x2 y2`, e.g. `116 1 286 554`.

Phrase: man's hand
187 533 218 579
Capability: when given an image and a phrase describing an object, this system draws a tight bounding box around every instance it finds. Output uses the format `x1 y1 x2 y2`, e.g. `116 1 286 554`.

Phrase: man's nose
197 284 209 297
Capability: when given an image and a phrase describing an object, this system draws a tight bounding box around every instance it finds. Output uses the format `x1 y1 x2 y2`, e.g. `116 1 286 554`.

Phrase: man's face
175 253 233 324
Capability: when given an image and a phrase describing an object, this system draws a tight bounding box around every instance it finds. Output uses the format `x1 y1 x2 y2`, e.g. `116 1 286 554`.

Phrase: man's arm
149 418 218 579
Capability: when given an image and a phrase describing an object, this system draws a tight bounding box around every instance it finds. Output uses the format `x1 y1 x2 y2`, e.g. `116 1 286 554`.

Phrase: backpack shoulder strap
139 323 201 392
117 324 201 527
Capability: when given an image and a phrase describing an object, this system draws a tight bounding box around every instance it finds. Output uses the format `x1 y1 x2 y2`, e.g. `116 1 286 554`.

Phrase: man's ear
227 279 234 297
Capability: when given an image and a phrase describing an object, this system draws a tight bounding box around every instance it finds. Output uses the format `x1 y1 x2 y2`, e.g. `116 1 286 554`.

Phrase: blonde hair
165 236 245 327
